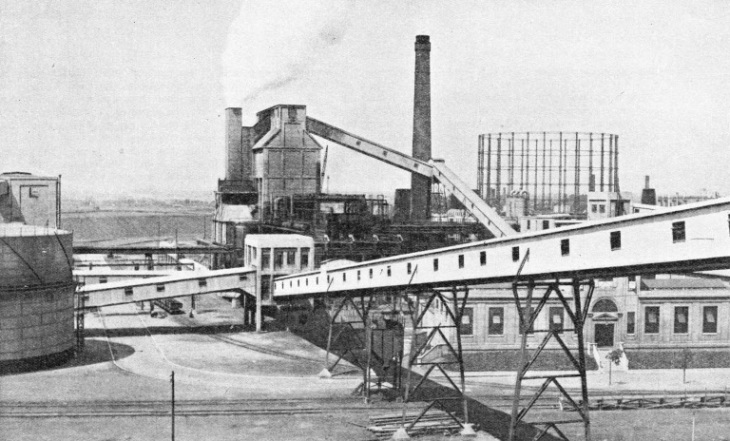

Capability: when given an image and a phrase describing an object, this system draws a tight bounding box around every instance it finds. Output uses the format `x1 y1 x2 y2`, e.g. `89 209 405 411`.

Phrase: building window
156 284 165 292
261 248 271 270
542 220 549 230
672 221 686 243
316 276 319 285
198 279 207 287
627 311 635 334
488 307 504 335
645 306 659 334
512 246 520 262
561 239 569 256
599 204 606 213
357 270 361 281
703 306 718 333
591 204 598 213
342 273 346 282
520 307 535 334
407 262 412 274
124 287 133 296
286 249 296 266
458 254 465 268
549 307 564 332
526 220 531 229
274 249 285 269
480 251 486 266
460 307 473 335
369 268 373 279
433 258 439 271
674 306 689 334
301 248 309 269
387 266 391 277
610 231 621 250
99 276 108 284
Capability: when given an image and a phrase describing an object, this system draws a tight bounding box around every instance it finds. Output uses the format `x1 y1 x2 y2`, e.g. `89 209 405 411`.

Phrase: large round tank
0 223 75 371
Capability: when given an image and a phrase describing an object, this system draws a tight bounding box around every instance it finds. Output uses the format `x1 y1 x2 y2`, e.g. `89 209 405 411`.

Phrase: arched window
592 298 618 313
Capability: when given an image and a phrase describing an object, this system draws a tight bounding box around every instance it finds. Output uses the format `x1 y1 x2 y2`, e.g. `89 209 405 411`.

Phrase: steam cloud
221 1 352 111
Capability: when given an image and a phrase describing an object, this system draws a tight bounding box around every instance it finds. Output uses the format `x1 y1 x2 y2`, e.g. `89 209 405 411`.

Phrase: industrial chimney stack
410 35 432 222
225 107 253 183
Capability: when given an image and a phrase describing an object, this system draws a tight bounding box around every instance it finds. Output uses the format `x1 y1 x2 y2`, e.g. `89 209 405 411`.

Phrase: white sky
2 1 729 199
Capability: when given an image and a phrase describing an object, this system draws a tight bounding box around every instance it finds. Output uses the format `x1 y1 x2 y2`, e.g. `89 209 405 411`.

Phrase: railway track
0 398 370 418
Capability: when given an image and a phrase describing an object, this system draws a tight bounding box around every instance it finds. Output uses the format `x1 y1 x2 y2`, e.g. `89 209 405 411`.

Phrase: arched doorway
592 298 619 347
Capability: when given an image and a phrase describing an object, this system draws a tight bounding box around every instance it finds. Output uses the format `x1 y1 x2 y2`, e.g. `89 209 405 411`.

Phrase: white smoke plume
221 1 352 112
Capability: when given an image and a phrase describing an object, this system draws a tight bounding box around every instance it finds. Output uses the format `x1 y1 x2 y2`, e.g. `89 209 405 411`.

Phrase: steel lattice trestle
397 285 476 437
508 277 595 441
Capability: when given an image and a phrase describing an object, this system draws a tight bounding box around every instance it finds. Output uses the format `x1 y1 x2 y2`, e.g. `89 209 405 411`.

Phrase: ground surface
3 294 730 440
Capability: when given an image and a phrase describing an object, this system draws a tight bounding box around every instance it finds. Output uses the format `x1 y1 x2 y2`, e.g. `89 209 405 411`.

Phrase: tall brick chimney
410 35 432 222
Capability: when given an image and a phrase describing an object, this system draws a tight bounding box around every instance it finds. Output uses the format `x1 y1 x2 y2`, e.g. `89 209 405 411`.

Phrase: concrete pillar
410 35 432 222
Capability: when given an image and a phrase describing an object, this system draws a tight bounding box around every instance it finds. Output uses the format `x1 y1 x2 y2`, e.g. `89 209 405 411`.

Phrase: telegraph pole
170 371 175 441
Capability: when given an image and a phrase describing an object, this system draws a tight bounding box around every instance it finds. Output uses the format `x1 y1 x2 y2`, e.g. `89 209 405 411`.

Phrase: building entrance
595 323 615 347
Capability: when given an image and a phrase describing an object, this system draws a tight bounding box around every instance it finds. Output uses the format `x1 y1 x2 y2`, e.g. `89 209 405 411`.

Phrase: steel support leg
508 278 594 441
397 287 473 438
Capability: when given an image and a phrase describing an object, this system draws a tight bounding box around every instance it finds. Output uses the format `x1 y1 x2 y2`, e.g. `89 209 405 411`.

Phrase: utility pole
170 371 175 441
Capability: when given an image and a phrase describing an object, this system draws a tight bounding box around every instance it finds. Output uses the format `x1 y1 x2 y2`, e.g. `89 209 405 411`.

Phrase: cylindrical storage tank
0 224 75 371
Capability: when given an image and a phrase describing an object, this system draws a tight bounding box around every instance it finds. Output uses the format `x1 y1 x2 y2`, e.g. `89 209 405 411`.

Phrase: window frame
460 307 474 336
488 307 504 335
626 311 635 334
673 306 689 334
644 306 660 334
703 305 718 334
549 306 564 332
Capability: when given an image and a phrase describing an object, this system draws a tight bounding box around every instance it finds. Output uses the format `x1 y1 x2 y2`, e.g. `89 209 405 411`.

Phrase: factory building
212 36 487 270
0 172 61 228
421 275 730 370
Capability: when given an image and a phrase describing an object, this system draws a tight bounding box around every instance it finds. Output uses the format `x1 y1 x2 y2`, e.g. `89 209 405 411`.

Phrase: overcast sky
2 1 729 199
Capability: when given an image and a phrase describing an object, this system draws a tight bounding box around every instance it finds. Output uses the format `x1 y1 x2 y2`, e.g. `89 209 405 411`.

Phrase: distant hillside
63 212 211 244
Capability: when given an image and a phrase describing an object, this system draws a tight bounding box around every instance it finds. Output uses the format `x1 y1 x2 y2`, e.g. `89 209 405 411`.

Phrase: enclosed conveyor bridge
274 197 730 298
306 117 516 238
76 267 255 309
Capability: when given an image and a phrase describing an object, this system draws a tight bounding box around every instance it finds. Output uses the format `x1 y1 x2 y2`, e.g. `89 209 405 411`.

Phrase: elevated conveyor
274 197 730 298
305 117 516 237
76 267 256 309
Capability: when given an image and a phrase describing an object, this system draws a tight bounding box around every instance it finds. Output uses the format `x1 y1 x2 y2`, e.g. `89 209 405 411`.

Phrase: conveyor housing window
458 254 464 268
672 221 686 243
433 258 439 271
561 239 570 256
407 263 412 274
480 251 486 266
610 231 621 250
512 247 520 262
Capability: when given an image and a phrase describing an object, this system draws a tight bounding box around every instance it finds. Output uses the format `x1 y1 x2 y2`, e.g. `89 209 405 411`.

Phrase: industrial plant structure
477 132 620 216
0 173 74 371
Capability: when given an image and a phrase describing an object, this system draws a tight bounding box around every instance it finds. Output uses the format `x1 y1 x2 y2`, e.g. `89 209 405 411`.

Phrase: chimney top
415 35 430 51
